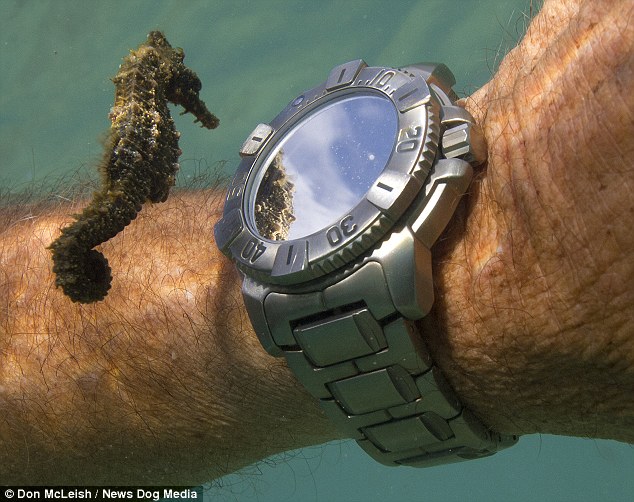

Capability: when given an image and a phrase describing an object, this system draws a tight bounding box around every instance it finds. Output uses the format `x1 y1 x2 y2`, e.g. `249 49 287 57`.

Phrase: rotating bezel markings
214 59 442 285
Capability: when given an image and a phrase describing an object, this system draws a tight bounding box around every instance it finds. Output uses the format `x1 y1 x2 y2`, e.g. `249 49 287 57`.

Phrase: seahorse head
142 31 218 130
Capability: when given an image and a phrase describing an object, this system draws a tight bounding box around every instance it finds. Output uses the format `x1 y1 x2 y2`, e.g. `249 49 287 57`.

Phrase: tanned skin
0 0 631 485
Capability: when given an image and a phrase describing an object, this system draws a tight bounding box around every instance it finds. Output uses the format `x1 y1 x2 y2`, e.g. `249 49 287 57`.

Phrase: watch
214 59 518 467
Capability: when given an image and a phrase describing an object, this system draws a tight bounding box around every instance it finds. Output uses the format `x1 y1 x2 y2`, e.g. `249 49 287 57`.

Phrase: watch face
215 60 439 284
249 93 398 242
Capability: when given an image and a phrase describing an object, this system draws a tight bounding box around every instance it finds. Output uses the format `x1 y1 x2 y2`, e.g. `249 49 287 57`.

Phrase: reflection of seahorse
48 31 219 303
254 150 296 241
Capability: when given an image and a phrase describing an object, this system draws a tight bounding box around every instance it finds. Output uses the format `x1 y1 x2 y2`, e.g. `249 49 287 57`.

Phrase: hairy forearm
0 191 337 484
429 0 634 442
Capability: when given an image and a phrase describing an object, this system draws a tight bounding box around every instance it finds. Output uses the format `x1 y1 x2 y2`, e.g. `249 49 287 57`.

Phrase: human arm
0 189 340 485
427 0 634 442
0 0 632 485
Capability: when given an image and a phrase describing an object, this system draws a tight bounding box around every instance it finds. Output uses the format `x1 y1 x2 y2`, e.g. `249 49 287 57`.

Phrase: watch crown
442 122 487 166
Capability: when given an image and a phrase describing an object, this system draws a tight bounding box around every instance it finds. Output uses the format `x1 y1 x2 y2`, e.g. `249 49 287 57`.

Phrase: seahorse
48 31 219 303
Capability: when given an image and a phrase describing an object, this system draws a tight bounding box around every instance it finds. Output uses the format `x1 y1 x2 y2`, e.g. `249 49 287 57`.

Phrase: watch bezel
214 59 442 285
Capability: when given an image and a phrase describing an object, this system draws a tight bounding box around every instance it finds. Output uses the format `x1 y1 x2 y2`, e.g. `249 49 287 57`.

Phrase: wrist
424 0 634 442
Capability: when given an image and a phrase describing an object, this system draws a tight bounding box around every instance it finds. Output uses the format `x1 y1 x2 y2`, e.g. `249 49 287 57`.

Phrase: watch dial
251 93 398 241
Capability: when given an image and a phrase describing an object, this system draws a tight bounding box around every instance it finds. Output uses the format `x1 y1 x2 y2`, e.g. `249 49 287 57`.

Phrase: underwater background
1 0 633 500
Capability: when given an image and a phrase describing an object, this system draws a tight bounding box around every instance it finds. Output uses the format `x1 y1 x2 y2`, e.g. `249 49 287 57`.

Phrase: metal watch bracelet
231 62 518 467
243 258 517 467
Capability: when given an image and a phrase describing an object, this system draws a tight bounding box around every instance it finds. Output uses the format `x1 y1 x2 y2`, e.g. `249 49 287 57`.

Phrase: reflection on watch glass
252 93 397 241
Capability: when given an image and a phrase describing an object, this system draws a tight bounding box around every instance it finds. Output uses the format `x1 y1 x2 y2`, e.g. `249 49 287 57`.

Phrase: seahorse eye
171 71 202 95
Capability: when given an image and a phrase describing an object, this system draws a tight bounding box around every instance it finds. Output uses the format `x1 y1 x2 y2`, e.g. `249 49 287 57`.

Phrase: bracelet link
279 293 516 467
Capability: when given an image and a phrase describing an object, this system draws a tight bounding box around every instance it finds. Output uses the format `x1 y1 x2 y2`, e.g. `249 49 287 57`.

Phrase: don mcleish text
6 488 199 500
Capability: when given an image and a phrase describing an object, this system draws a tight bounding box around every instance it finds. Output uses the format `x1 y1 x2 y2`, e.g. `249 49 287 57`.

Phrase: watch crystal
251 93 397 241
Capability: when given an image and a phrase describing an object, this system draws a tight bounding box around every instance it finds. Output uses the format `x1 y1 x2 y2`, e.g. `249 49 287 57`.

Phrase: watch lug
372 227 433 320
402 63 456 91
409 158 473 248
241 277 282 356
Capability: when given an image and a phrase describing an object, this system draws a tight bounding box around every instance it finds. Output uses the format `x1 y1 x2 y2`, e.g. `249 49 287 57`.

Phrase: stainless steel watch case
214 59 483 288
213 60 517 467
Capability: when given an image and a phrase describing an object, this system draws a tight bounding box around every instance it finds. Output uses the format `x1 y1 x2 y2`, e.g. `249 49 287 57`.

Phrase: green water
1 1 633 500
1 0 529 187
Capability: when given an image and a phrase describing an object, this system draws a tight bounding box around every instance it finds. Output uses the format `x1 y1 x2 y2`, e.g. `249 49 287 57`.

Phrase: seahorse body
49 31 219 303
